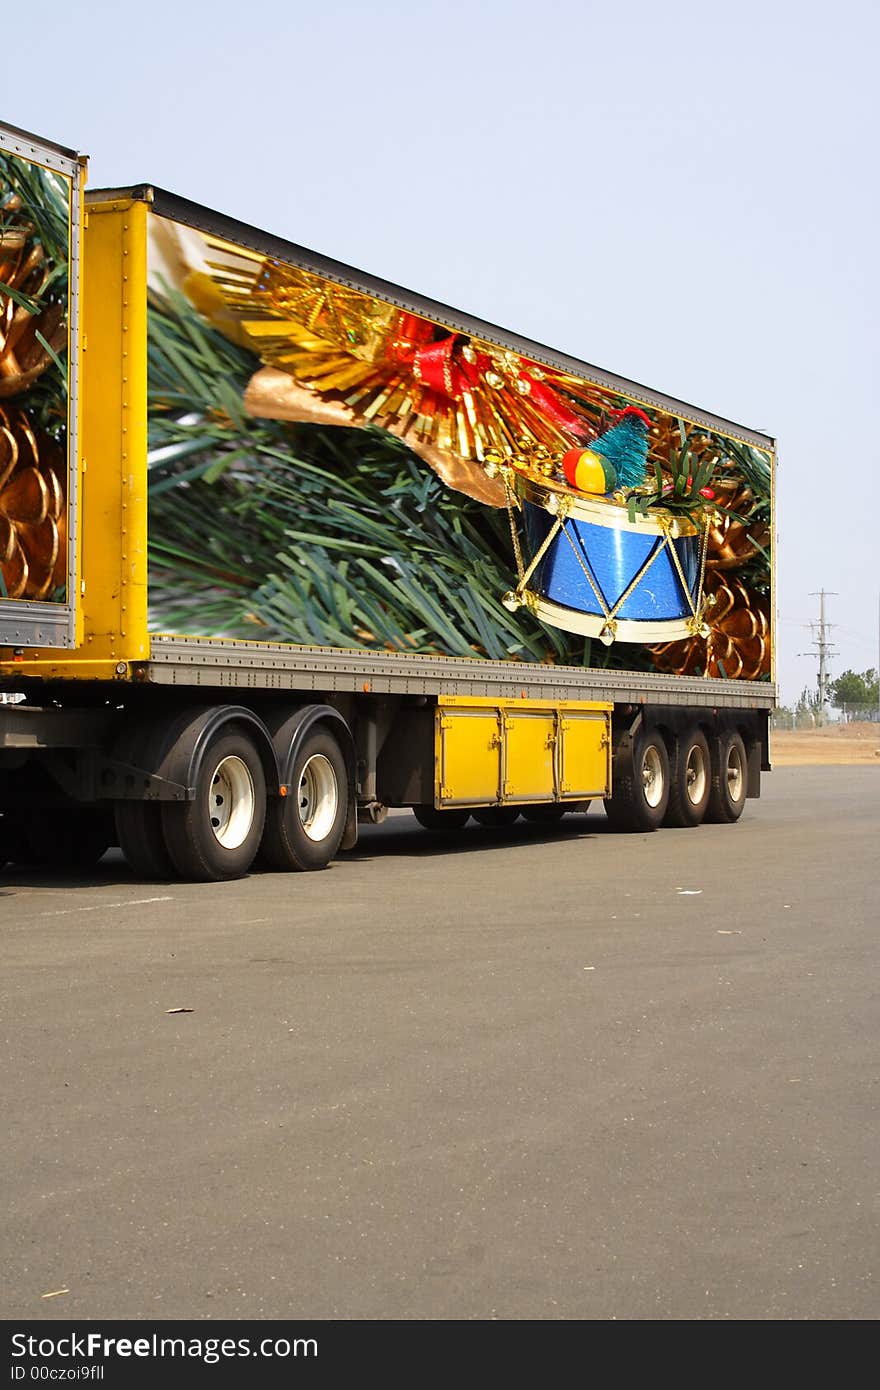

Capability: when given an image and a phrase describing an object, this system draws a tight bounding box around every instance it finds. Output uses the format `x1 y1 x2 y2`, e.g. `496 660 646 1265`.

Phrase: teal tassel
591 413 649 490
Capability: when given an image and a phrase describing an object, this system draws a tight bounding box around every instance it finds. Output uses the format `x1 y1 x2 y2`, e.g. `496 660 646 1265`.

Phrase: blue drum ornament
502 475 712 646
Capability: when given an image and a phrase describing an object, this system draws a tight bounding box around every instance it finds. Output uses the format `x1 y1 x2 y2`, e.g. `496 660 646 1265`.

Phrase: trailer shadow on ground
0 853 175 893
345 809 611 862
0 811 613 890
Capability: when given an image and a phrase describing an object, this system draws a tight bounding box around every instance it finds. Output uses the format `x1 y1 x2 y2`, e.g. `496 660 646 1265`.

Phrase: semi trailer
0 121 775 881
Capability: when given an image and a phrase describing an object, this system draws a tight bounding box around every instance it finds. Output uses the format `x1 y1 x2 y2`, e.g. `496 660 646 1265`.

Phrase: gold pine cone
650 570 770 681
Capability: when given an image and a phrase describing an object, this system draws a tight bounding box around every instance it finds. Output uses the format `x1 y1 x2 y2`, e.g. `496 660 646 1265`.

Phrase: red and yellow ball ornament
560 446 618 495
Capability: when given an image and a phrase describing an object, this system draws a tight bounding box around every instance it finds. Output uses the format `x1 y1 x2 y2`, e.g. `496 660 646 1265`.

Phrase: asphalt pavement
1 766 878 1320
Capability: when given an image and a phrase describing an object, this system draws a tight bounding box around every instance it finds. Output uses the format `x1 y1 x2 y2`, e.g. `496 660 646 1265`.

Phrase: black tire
665 728 711 828
472 807 520 828
261 727 348 871
162 729 267 881
604 729 670 832
113 719 177 881
116 802 175 880
412 805 471 833
705 729 748 824
522 804 567 824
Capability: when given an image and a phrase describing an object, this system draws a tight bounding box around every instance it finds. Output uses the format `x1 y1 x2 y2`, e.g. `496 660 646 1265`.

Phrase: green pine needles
591 413 650 490
146 287 586 663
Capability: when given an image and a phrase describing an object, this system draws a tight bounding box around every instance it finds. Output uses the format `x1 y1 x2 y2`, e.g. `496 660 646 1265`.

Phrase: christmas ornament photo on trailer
505 407 711 646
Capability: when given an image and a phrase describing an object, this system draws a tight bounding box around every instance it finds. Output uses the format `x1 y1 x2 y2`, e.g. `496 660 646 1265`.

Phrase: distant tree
829 668 879 708
771 703 796 730
791 686 821 727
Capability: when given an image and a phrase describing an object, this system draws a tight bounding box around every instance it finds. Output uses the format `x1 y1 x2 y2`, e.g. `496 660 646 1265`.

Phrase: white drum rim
529 594 696 644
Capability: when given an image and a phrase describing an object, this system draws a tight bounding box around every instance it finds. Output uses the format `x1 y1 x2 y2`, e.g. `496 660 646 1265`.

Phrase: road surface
1 766 877 1320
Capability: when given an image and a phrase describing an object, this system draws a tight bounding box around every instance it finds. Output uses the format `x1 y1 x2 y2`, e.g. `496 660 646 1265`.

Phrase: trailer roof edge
87 182 775 452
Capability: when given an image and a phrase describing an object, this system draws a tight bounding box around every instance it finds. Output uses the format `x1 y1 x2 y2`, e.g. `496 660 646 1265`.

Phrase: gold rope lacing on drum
503 476 525 581
661 512 714 640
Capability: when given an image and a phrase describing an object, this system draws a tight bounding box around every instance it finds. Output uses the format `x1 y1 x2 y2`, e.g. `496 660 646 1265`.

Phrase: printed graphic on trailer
146 214 772 680
0 148 71 605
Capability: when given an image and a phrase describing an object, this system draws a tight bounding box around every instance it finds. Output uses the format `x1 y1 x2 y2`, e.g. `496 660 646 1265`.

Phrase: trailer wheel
665 728 711 828
412 806 471 833
473 807 520 828
115 803 174 881
522 804 567 824
261 727 347 871
604 729 670 832
162 730 266 881
706 729 748 824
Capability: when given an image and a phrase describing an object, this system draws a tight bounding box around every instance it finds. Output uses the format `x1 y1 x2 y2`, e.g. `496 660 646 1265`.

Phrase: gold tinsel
187 241 608 505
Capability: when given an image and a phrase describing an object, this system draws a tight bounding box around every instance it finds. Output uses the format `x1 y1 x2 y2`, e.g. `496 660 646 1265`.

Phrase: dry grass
771 721 880 766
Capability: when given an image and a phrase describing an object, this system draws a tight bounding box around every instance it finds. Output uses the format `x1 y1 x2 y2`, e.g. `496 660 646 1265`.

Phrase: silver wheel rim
727 744 745 804
209 755 255 850
685 743 708 806
298 754 338 842
641 745 665 809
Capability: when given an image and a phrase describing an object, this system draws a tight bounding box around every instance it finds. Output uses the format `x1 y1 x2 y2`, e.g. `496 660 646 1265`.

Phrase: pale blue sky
7 0 877 701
